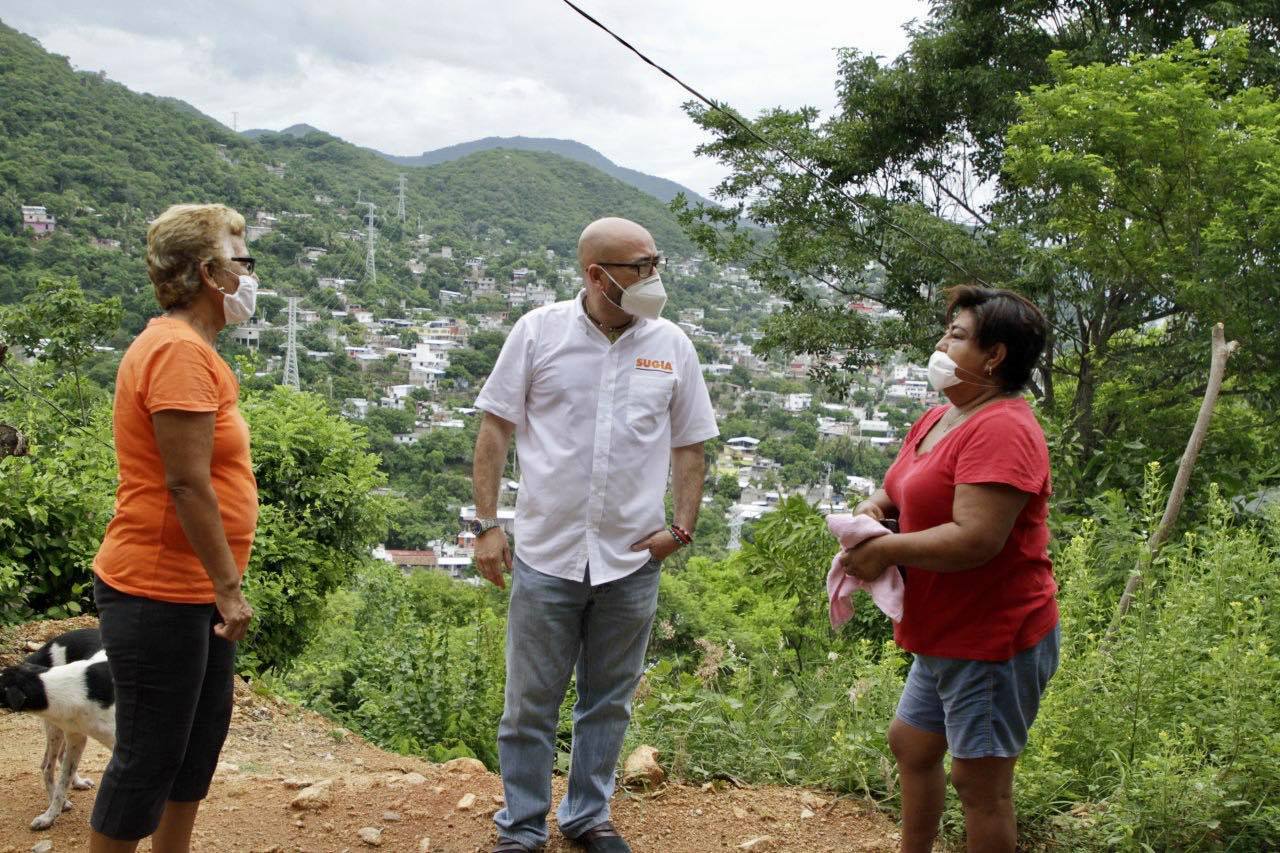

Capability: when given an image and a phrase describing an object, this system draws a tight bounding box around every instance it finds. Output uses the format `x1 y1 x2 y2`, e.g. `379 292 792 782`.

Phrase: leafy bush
628 639 907 798
0 377 391 678
0 385 114 621
283 561 508 766
239 387 392 671
1016 488 1280 849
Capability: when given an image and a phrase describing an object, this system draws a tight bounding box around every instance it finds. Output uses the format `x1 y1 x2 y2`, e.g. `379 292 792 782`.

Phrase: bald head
577 217 656 273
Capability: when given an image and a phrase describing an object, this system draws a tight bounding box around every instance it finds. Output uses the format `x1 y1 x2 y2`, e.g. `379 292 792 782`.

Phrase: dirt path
0 619 902 853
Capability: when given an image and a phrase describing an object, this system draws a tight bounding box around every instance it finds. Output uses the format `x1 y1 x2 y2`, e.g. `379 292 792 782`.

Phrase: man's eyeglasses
598 255 665 278
229 256 257 274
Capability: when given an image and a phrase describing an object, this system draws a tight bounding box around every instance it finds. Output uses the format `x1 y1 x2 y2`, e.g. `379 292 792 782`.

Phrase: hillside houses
21 204 56 235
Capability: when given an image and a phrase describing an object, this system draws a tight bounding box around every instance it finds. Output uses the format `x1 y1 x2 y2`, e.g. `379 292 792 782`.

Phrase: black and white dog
0 628 115 831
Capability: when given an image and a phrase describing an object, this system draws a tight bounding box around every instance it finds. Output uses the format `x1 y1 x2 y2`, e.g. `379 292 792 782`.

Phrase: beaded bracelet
669 524 693 546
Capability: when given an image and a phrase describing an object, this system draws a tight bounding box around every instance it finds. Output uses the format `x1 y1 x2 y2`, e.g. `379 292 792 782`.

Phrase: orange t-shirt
94 316 259 603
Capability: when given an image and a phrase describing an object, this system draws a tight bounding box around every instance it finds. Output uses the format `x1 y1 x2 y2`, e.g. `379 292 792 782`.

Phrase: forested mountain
379 135 713 206
0 20 693 314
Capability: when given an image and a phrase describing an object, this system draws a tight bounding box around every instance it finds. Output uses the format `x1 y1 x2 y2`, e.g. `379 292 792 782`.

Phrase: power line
558 0 988 286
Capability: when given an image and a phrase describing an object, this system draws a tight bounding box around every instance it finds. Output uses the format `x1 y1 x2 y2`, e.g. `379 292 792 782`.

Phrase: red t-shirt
882 397 1058 660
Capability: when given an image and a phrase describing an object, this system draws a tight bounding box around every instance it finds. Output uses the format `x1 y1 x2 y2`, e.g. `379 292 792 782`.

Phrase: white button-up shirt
474 291 719 585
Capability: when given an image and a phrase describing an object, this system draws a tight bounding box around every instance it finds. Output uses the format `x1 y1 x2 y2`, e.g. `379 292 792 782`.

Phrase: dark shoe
569 820 632 853
491 838 543 853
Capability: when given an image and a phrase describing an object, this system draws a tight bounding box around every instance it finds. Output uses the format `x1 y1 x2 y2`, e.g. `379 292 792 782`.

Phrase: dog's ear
4 685 25 711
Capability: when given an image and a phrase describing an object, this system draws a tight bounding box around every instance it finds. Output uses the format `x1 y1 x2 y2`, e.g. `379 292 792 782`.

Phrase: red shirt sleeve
952 405 1050 496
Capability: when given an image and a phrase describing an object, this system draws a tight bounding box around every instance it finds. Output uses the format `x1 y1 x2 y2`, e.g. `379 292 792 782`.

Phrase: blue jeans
494 556 660 846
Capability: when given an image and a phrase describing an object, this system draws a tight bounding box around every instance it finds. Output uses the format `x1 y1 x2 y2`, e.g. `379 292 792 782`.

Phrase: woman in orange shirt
90 203 259 852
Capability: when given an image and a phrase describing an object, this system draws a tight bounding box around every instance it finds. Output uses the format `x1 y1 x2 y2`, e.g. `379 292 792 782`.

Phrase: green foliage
0 381 114 621
679 11 1280 511
1003 29 1280 461
1016 490 1280 849
629 640 907 797
0 276 121 422
0 372 393 678
652 556 793 661
732 496 892 667
238 387 392 671
283 561 508 766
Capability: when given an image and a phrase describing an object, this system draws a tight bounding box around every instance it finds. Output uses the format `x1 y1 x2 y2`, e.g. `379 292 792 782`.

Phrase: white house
343 398 371 419
784 393 813 412
858 419 895 446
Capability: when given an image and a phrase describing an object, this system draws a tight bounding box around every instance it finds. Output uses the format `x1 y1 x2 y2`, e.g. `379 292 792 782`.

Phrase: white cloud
0 0 927 197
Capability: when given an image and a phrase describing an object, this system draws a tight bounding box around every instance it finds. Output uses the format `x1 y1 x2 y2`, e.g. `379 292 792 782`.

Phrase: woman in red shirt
839 285 1058 853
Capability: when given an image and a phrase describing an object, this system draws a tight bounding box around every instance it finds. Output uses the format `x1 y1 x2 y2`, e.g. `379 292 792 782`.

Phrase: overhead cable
558 0 989 285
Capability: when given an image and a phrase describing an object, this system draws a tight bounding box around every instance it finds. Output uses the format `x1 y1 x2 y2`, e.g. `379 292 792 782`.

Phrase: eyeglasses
229 256 257 274
598 254 665 278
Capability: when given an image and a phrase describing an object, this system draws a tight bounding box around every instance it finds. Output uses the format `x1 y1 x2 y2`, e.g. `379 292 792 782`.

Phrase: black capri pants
91 575 236 840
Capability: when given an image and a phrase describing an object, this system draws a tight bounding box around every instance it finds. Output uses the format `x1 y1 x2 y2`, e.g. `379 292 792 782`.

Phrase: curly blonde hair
146 203 246 310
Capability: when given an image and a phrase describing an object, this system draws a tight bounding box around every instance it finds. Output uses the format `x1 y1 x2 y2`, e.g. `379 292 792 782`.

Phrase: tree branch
1107 323 1239 638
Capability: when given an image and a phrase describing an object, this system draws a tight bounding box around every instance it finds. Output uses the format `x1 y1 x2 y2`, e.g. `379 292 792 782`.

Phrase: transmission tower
282 296 301 390
360 201 377 285
397 173 407 223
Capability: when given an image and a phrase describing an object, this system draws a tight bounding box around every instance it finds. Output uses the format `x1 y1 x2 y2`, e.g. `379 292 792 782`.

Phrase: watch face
469 519 483 535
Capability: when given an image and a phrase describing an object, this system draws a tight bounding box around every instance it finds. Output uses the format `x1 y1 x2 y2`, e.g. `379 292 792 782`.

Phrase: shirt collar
575 289 646 339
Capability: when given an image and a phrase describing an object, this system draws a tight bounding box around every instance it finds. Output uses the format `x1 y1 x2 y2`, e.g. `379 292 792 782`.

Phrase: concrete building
21 205 56 235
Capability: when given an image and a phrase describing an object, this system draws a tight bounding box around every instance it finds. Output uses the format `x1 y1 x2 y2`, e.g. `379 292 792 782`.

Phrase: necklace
938 391 1007 436
584 304 633 337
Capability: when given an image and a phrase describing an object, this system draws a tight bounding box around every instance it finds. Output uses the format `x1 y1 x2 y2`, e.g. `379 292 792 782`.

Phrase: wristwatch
469 517 502 536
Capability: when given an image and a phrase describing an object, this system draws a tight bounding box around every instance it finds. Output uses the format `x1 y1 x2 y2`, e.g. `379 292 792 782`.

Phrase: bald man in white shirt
472 218 719 853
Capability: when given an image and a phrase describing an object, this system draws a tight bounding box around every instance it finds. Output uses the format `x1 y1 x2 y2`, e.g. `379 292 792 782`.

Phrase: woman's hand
837 537 893 582
853 499 885 521
214 584 253 642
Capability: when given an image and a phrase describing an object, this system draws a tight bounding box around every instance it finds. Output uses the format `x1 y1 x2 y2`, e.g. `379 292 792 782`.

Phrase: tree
238 387 392 671
1002 30 1280 456
0 276 121 423
679 6 1280 500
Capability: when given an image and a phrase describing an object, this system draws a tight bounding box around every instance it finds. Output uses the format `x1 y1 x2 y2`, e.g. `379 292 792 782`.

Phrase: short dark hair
944 285 1047 393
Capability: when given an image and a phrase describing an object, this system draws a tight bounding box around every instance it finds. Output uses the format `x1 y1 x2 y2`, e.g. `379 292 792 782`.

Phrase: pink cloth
826 514 905 627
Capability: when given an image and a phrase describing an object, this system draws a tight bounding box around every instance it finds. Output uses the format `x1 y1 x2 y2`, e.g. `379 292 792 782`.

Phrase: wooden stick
1107 323 1238 638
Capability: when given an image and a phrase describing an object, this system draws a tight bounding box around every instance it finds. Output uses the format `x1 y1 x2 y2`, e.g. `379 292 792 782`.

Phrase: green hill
376 135 714 207
0 19 693 311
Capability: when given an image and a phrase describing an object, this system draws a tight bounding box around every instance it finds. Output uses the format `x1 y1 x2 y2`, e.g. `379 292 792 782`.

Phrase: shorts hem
950 748 1023 760
89 817 155 842
894 711 945 735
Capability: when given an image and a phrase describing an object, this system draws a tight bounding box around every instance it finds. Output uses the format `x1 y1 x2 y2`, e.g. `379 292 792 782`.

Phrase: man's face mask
600 268 667 320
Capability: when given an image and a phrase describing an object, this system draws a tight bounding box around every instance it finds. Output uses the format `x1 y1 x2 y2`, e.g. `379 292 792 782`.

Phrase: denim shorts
896 624 1060 759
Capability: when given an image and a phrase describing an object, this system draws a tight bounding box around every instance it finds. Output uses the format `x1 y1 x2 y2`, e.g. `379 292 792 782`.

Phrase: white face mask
927 349 996 392
601 269 667 320
219 273 258 325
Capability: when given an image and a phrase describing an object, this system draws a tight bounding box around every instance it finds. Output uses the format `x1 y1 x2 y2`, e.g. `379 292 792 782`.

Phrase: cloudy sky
0 1 927 197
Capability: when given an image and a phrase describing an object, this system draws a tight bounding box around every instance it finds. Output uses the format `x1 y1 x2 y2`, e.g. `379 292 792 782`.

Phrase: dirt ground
0 618 903 853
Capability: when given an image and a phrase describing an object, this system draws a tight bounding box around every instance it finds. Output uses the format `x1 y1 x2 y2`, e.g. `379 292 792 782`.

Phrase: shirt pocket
627 372 675 435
